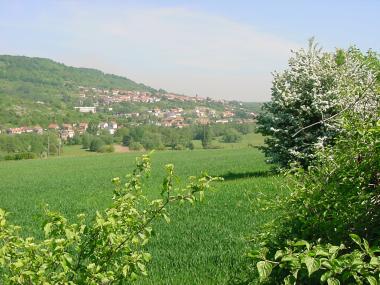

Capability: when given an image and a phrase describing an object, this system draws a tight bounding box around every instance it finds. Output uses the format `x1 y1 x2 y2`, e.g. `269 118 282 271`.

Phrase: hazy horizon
1 0 379 102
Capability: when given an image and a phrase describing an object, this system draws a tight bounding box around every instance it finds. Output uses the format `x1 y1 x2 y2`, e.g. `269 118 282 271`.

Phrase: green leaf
321 271 333 282
257 261 273 282
350 234 361 246
199 191 205 202
284 275 296 285
370 257 380 266
327 277 340 285
43 222 52 236
163 213 170 224
293 240 310 249
304 256 320 276
143 252 152 262
367 276 378 285
274 250 284 260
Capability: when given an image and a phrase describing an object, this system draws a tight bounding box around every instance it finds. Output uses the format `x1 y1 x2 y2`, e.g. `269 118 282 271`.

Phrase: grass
0 140 285 284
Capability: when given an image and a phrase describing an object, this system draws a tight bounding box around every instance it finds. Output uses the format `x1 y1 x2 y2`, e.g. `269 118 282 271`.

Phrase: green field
0 145 284 284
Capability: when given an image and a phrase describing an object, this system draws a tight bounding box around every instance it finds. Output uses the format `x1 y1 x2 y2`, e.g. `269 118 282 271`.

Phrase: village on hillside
2 86 257 140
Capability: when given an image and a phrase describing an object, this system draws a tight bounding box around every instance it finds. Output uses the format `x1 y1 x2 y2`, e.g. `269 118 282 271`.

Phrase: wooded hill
0 55 158 127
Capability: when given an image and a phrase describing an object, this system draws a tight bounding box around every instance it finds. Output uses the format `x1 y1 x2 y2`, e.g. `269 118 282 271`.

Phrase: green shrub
129 141 143 151
222 128 242 143
252 234 380 284
187 141 195 150
89 138 105 152
246 43 380 284
174 144 185 150
98 144 115 153
4 152 37 160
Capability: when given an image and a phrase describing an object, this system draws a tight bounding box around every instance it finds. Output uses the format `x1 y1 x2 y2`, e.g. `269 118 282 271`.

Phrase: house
22 127 34 133
197 118 210 125
110 121 118 129
48 123 60 130
7 128 23 134
164 112 178 119
62 124 73 130
222 111 235 118
60 129 75 140
162 117 185 128
77 122 88 134
33 125 44 134
98 122 109 129
74 106 96 113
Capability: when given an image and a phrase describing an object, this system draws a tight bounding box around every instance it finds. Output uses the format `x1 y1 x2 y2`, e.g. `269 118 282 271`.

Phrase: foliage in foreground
0 154 221 284
246 107 380 284
244 42 380 284
253 234 380 285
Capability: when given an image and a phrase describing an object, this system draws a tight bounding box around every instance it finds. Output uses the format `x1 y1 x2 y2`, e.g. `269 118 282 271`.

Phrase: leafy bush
82 133 93 149
129 141 143 151
122 134 133 147
4 152 37 160
89 138 105 152
222 128 242 143
98 145 115 153
245 43 380 284
173 144 185 150
253 121 380 250
140 132 163 150
0 154 221 283
252 234 380 284
187 141 195 150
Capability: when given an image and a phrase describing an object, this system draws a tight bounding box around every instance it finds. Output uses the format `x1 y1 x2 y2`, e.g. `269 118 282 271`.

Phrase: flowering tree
257 40 379 168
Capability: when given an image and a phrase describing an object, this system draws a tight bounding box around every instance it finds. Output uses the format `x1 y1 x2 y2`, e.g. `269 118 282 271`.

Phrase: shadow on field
219 170 275 181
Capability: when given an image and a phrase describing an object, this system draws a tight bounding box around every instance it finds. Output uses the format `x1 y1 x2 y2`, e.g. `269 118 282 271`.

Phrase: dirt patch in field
113 145 130 153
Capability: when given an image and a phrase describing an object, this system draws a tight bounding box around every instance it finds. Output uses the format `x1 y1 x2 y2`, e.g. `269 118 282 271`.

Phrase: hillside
0 55 156 93
0 55 158 127
0 55 262 128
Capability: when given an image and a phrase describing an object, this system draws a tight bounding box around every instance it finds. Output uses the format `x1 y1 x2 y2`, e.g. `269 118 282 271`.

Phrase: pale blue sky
1 1 378 101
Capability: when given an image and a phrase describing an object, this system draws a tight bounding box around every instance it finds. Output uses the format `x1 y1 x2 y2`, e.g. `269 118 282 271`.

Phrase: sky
0 1 379 102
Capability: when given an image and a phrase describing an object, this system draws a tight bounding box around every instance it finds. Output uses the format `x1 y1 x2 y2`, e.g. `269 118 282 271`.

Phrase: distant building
7 128 23 134
74 106 96 113
33 125 44 134
77 122 88 134
197 118 210 125
48 123 60 130
222 111 235 118
98 122 109 129
60 129 75 140
110 121 118 129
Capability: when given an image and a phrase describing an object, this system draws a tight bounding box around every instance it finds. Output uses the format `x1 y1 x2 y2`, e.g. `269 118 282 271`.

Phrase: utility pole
47 133 50 158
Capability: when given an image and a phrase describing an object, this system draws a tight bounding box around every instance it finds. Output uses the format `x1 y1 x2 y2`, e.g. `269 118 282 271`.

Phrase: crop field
0 147 285 284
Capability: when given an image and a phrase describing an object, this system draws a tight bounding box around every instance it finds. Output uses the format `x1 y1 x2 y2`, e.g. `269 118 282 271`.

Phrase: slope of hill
0 55 159 127
0 55 156 93
0 55 262 128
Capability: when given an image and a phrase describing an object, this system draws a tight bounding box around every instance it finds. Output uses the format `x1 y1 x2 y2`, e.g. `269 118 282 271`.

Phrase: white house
74 106 96 113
